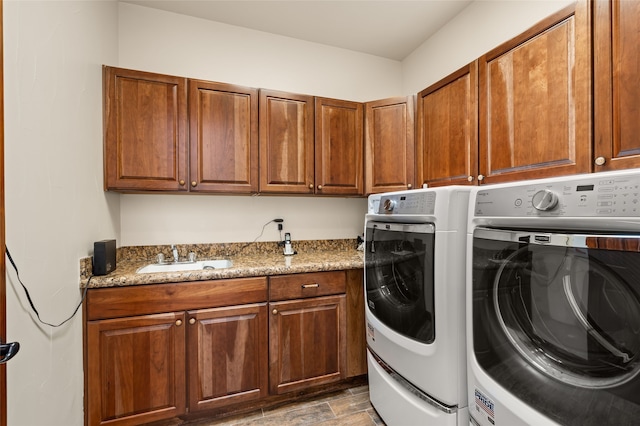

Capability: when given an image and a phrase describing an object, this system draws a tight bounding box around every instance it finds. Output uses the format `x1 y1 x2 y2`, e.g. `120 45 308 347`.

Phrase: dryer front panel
472 227 640 425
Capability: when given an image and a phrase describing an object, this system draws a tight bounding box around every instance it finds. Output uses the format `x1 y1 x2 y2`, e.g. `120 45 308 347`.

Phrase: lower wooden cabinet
269 295 346 394
345 269 366 377
86 312 187 426
187 304 268 412
84 271 364 425
84 278 268 426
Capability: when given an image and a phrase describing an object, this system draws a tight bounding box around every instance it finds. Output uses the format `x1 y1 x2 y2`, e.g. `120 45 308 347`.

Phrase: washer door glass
495 242 640 388
473 228 640 425
365 222 435 343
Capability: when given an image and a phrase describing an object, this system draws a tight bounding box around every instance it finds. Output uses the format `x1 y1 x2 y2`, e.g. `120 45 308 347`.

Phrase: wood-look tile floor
184 385 385 426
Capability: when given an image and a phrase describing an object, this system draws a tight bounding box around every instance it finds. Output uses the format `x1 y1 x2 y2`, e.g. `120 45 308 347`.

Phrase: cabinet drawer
269 271 346 301
86 277 268 320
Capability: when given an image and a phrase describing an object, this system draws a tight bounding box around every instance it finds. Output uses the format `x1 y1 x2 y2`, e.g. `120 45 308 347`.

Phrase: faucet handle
157 253 165 264
188 252 196 262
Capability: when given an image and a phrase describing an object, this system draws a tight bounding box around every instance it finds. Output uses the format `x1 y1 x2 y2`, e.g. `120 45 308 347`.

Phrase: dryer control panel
475 172 640 217
377 191 436 215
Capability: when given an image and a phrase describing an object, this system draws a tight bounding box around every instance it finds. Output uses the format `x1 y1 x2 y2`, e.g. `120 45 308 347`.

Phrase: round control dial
383 199 395 212
532 189 559 211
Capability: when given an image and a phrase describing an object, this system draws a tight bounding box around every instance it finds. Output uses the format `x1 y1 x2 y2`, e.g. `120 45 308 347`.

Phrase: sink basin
136 260 233 274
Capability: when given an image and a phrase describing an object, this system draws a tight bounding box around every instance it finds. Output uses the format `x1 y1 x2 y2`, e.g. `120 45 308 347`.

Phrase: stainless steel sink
136 259 233 274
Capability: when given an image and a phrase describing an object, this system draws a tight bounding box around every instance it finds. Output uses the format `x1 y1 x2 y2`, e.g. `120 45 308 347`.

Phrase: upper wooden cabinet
103 66 188 191
315 97 364 196
478 1 591 184
188 80 258 193
104 67 259 194
259 91 364 196
105 75 366 196
593 0 640 171
259 90 315 194
365 96 415 194
417 64 477 188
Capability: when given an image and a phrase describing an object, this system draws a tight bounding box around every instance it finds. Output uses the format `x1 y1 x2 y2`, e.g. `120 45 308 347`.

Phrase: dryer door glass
365 222 435 343
473 228 640 425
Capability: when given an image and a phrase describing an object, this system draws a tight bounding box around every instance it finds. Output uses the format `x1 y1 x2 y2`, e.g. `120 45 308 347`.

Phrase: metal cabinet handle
407 184 413 189
189 318 196 325
301 283 319 289
309 184 314 189
272 309 278 315
175 319 183 326
467 176 474 182
191 181 197 187
478 174 485 182
179 180 185 186
595 156 606 166
317 185 323 190
0 341 20 364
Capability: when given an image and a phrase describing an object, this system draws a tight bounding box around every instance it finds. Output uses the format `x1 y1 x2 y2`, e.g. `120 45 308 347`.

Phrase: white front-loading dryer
467 170 640 426
365 186 471 425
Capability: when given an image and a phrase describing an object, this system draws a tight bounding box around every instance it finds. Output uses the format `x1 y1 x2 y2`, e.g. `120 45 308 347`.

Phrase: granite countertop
81 239 364 289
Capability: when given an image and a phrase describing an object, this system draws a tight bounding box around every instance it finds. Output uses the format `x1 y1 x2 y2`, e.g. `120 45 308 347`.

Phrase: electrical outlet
278 224 283 231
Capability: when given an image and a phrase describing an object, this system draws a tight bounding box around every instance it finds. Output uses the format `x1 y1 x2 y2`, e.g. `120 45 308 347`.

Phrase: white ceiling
121 1 473 61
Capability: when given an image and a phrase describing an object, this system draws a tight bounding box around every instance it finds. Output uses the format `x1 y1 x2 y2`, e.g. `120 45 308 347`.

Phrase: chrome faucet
171 244 179 263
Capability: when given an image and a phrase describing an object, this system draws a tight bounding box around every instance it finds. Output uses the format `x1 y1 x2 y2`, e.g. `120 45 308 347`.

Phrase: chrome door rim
492 245 640 389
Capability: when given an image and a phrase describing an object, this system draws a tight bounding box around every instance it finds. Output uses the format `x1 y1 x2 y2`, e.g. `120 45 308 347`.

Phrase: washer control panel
475 173 640 217
378 191 436 215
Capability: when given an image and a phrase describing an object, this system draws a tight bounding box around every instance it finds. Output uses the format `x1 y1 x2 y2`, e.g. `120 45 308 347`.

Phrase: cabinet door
478 1 591 184
365 96 415 194
594 0 640 171
189 80 258 193
103 66 188 191
315 97 364 196
345 269 366 378
186 304 268 412
86 312 186 426
417 63 478 187
269 295 346 395
259 90 314 194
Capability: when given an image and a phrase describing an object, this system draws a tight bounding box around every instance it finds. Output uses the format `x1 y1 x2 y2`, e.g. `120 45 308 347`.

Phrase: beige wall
118 2 404 102
2 1 576 424
3 1 118 425
402 0 575 94
120 194 367 246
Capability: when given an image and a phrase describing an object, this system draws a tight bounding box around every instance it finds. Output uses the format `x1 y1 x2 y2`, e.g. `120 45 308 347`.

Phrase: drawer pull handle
301 283 319 289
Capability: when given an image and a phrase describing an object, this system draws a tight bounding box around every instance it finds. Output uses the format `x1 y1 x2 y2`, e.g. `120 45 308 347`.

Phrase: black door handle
0 341 20 364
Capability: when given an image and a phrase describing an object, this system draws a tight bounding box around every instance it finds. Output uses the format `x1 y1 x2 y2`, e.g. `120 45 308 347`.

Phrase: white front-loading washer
467 169 640 426
365 186 471 425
